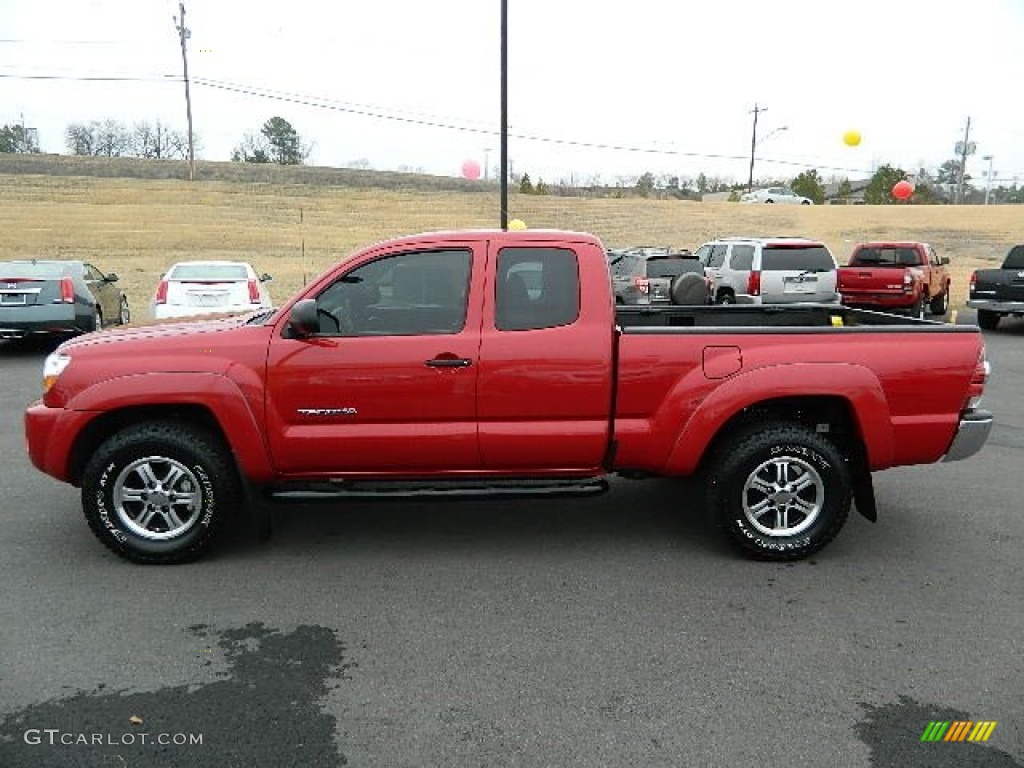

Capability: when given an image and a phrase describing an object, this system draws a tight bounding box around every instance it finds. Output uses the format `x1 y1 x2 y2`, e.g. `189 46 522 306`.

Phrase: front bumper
943 409 993 462
966 298 1024 315
25 400 100 483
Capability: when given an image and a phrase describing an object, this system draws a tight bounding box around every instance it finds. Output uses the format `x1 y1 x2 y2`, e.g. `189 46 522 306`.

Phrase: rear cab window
495 247 580 331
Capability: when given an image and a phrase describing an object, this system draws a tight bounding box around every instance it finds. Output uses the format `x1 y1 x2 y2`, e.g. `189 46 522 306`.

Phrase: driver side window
315 248 471 336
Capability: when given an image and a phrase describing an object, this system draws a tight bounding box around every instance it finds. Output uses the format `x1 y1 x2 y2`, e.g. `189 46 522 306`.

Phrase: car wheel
81 421 241 564
977 309 1000 330
92 306 103 332
928 287 949 316
717 291 736 305
801 200 811 205
118 295 131 325
706 422 852 560
765 199 774 204
908 297 925 319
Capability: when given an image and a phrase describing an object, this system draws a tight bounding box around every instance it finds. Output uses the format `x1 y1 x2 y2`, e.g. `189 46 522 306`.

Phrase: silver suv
693 237 840 305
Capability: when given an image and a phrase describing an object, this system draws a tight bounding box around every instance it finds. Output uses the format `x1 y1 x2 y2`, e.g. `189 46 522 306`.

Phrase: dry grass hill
1 154 1020 315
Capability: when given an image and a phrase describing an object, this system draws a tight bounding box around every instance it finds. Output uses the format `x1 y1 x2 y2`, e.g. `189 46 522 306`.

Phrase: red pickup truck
837 241 952 317
25 229 992 565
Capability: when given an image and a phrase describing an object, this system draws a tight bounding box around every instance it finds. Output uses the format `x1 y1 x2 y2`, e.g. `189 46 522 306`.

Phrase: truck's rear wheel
707 423 851 560
929 286 949 316
81 422 240 564
977 309 1000 330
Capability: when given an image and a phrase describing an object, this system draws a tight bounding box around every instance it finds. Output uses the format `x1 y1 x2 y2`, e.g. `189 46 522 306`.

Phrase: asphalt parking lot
0 311 1021 768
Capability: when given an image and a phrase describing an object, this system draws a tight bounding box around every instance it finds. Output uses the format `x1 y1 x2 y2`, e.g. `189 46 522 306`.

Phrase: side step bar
266 476 610 502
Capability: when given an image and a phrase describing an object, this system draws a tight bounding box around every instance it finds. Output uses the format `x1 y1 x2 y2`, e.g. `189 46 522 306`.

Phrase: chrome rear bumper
943 409 993 462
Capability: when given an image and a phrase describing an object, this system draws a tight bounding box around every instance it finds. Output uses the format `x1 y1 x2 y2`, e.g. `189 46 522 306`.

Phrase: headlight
42 351 72 393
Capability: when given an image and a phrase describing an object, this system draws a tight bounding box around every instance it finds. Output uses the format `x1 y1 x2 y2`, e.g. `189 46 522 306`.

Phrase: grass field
1 165 1021 316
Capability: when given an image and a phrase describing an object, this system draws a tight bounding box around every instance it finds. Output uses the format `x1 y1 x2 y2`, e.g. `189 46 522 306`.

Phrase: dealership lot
0 312 1021 767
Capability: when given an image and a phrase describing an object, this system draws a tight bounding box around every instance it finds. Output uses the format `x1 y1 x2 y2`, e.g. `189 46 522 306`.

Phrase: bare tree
133 120 188 159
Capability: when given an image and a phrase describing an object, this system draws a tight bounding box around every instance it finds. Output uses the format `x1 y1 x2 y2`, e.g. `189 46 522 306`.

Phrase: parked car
609 248 710 305
837 241 951 317
740 187 813 205
27 229 992 564
149 260 273 320
0 258 129 340
967 244 1024 330
693 237 840 305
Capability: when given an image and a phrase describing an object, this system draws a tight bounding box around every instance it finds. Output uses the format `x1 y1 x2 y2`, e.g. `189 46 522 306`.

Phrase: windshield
645 258 699 279
761 246 835 271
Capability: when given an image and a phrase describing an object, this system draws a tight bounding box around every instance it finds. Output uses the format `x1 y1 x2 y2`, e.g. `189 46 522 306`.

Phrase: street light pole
499 0 508 229
982 154 994 205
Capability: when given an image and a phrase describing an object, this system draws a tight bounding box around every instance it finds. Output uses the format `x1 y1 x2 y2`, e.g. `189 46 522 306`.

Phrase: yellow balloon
843 130 862 147
508 219 527 231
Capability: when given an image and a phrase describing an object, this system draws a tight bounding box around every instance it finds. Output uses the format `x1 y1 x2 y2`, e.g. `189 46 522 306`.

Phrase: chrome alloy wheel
741 455 823 536
112 456 203 541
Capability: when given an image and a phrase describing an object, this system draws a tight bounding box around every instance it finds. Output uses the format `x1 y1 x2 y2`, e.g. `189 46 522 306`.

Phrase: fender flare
662 363 894 475
66 372 275 482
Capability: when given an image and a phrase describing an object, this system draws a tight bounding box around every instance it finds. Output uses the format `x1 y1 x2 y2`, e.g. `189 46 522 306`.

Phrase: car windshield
761 246 835 271
170 264 250 280
0 261 78 279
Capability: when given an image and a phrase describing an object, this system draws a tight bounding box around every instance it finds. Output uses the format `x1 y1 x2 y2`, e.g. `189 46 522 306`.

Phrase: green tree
260 116 308 165
696 173 709 194
535 177 549 195
635 172 655 198
790 169 825 204
0 124 39 153
863 164 909 204
837 179 853 199
230 133 270 163
519 173 533 194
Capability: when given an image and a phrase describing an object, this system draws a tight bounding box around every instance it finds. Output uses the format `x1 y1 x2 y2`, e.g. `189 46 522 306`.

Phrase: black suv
609 247 709 305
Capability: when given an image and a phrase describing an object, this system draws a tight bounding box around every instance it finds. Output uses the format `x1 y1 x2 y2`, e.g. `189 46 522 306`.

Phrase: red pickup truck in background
25 230 992 565
837 241 952 317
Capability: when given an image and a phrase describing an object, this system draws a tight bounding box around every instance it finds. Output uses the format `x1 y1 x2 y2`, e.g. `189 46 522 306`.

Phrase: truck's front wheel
707 423 852 560
81 422 240 564
977 309 1000 330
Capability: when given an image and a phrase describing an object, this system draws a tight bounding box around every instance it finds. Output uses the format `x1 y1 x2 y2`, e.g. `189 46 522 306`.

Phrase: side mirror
287 299 320 337
105 273 119 282
260 273 273 283
940 257 949 266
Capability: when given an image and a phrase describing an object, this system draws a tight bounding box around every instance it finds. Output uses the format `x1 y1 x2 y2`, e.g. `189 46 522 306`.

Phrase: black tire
81 421 241 564
977 309 1000 330
801 200 811 205
928 286 949 316
717 291 736 305
706 422 852 560
92 306 103 332
907 296 924 319
118 295 131 325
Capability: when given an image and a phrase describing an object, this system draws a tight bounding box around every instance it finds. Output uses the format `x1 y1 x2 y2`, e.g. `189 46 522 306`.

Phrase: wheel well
716 287 735 299
701 395 863 468
67 404 227 487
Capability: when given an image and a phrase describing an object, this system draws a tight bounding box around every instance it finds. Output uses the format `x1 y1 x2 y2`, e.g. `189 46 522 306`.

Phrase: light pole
982 154 994 205
483 148 492 182
748 123 788 192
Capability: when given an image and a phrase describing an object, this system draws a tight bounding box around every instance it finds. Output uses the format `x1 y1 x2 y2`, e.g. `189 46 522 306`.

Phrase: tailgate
838 267 907 296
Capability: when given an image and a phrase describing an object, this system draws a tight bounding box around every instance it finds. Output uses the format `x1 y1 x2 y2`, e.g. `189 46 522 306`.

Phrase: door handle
425 357 472 368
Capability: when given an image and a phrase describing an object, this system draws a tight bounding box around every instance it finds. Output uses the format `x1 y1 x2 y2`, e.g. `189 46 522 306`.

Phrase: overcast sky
2 0 1023 186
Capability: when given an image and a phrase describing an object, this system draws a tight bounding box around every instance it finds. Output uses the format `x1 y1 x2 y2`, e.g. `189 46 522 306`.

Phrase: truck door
477 241 614 471
264 245 483 473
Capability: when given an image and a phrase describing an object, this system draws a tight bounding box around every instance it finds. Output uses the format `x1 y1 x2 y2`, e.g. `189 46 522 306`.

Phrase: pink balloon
461 159 481 180
892 180 914 200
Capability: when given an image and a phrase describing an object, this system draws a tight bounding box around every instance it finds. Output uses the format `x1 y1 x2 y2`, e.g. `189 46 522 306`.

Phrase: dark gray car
0 259 130 339
610 249 710 305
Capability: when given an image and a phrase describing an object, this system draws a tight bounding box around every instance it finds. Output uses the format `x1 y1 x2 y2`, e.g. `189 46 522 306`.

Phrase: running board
266 476 609 501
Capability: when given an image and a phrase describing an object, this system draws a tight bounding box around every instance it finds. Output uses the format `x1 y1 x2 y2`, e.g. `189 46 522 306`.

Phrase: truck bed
615 303 965 330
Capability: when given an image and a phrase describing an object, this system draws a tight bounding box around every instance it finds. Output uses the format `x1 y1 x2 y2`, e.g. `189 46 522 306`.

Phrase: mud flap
238 472 273 543
851 460 877 523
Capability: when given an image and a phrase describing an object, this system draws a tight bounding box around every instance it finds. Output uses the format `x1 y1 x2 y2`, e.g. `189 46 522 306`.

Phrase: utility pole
500 0 508 229
747 104 764 193
955 116 972 204
174 2 196 181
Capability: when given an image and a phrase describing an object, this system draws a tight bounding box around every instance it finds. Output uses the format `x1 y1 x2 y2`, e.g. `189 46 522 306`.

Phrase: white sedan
740 187 813 205
149 260 273 320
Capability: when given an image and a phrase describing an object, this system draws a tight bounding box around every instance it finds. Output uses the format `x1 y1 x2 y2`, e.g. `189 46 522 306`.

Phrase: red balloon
892 180 914 200
461 159 481 180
